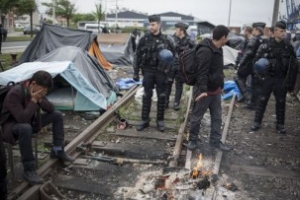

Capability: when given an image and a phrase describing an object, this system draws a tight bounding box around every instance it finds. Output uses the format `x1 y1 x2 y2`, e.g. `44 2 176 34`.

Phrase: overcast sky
39 0 291 27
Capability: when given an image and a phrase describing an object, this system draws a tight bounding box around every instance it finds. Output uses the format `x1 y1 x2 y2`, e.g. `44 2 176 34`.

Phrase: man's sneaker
50 149 75 162
173 102 180 111
23 171 44 185
211 141 231 151
156 120 164 132
187 140 198 151
136 120 149 131
251 122 261 131
276 124 286 134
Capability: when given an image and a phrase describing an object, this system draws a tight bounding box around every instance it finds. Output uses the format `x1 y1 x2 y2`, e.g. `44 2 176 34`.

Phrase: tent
223 45 239 67
0 61 113 111
17 24 112 70
98 33 134 66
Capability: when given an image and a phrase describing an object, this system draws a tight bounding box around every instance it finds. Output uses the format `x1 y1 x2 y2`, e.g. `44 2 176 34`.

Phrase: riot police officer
133 15 175 132
165 22 195 110
236 22 266 109
251 21 299 134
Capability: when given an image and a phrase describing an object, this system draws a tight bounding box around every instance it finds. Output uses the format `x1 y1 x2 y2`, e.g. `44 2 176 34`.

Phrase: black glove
133 73 139 82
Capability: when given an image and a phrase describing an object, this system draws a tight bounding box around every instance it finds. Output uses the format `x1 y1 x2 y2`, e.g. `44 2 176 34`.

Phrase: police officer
236 22 266 109
251 21 299 134
165 22 195 110
133 15 175 132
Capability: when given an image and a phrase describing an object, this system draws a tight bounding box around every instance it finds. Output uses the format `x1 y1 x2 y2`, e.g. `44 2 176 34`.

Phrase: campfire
191 154 203 179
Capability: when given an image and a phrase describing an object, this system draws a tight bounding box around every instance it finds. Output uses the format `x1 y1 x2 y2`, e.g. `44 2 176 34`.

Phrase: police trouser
142 71 167 121
254 76 287 125
189 87 222 145
0 131 7 200
165 70 183 104
236 63 254 100
249 75 262 105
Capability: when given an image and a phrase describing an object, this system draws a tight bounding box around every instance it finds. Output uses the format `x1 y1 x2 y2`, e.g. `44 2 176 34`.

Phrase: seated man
0 71 74 185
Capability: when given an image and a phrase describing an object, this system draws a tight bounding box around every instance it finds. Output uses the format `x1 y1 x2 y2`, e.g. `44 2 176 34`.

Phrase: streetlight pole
272 0 280 26
227 0 232 27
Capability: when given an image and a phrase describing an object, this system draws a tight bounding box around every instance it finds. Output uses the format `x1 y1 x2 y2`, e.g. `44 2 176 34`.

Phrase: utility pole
52 0 56 24
227 0 232 27
272 0 280 26
115 0 118 32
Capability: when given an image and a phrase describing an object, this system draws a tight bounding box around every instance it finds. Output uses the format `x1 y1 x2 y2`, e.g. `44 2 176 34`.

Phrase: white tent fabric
0 61 107 110
222 45 239 66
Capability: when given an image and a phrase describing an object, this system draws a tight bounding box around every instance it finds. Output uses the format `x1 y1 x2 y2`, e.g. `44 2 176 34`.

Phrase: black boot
156 120 164 132
276 124 286 134
136 120 150 131
251 122 261 131
173 102 180 111
23 161 44 185
50 147 74 162
210 141 231 151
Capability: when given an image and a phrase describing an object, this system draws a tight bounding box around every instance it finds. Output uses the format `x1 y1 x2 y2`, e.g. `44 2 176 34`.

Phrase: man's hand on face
30 84 48 103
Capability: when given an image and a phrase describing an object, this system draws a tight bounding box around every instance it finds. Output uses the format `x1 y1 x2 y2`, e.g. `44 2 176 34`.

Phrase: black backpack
178 45 202 86
0 82 15 125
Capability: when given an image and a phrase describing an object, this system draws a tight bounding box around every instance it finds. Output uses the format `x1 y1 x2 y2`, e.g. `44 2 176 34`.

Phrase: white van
84 24 104 33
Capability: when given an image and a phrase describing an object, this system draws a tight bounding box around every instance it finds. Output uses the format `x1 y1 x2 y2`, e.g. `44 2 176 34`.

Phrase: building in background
106 10 148 28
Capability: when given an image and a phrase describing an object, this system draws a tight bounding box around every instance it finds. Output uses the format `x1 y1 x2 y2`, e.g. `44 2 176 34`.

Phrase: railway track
7 78 300 200
7 84 193 200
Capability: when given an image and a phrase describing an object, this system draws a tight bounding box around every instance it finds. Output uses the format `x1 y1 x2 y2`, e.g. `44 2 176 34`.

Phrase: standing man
251 21 299 134
236 22 266 110
165 22 195 110
0 71 74 185
0 128 7 200
187 25 231 151
133 15 175 132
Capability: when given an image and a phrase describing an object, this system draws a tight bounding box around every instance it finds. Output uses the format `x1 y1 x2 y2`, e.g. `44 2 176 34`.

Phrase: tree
72 13 95 25
43 0 76 27
15 0 37 37
93 3 104 33
0 0 18 25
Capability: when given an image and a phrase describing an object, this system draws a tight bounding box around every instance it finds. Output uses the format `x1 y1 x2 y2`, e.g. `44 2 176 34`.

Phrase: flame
191 153 202 179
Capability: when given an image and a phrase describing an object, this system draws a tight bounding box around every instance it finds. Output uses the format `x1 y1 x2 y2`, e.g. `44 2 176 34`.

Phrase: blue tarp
222 80 242 100
116 78 142 90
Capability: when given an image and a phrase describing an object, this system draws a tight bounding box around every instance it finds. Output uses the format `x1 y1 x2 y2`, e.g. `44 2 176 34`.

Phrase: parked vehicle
23 26 40 35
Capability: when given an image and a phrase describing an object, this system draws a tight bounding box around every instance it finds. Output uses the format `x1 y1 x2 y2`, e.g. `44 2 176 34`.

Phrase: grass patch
5 36 34 42
0 53 23 71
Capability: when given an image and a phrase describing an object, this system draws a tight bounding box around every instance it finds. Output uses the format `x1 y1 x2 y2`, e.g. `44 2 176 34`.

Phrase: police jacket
195 38 224 93
239 35 264 67
134 32 175 73
254 38 299 90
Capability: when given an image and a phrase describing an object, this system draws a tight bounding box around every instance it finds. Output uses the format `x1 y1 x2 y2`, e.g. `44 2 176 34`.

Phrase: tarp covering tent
37 46 116 98
223 45 239 67
17 23 112 70
0 61 112 111
98 33 134 66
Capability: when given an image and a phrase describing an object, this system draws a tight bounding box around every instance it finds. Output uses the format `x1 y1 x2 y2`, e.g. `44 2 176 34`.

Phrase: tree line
0 0 104 36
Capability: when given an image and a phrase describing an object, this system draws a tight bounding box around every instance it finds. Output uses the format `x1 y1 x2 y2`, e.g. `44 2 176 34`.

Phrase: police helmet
254 58 269 74
158 49 174 64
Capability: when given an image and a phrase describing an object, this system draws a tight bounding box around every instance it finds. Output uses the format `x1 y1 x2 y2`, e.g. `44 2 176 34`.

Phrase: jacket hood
199 38 221 53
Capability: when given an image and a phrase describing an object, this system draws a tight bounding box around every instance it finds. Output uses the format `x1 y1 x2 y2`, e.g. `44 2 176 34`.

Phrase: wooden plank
53 175 111 196
230 164 300 179
185 150 192 169
92 141 169 159
213 95 236 175
128 120 178 130
171 88 193 167
111 129 177 141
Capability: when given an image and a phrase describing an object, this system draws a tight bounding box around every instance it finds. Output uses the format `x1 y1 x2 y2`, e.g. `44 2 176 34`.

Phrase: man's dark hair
30 71 53 89
244 26 253 34
212 25 230 40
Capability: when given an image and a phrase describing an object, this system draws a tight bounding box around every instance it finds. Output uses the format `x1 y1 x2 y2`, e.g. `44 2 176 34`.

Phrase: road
1 41 31 53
